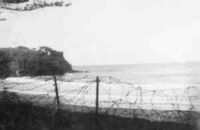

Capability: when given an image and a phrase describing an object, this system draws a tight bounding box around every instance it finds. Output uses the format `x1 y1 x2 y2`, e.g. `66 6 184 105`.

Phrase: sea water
74 62 200 87
72 62 200 111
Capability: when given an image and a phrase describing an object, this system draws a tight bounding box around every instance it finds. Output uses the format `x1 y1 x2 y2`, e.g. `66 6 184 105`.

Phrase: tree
0 51 11 79
2 0 28 4
0 46 73 77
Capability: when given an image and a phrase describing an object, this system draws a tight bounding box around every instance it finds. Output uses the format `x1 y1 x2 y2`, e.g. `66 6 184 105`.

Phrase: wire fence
0 74 199 124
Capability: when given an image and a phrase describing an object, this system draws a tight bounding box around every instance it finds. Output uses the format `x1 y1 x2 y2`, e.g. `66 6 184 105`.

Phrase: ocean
74 62 200 86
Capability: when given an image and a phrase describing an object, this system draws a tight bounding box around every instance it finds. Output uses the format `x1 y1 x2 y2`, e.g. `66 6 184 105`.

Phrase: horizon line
73 60 200 67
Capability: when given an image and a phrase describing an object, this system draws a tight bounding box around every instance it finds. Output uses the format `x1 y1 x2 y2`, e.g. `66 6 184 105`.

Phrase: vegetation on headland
0 51 11 79
0 46 73 77
1 0 72 11
0 91 197 130
2 0 28 3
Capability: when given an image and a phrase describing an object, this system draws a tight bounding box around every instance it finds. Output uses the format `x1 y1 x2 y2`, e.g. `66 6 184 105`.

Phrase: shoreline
0 88 199 124
1 75 199 112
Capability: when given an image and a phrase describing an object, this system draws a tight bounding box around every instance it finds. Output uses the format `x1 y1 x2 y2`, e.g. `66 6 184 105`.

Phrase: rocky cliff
0 46 72 76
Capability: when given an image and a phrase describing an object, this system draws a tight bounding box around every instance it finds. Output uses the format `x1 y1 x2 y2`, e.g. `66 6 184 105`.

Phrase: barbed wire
0 76 199 124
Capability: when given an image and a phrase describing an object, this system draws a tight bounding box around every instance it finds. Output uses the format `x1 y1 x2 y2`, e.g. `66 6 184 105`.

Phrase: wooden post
95 76 100 129
53 75 60 110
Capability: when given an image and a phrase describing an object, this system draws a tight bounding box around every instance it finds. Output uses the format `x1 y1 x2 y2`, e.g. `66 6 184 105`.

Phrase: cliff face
0 46 72 76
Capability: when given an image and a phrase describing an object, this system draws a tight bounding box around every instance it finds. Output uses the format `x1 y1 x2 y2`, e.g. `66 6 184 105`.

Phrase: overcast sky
1 0 200 65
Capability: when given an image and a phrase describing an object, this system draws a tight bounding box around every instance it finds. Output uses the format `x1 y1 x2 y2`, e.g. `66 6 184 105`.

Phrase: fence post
53 75 60 111
95 76 100 129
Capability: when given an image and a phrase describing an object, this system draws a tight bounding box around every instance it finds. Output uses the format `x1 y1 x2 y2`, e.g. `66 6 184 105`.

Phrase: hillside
0 0 71 11
0 46 72 76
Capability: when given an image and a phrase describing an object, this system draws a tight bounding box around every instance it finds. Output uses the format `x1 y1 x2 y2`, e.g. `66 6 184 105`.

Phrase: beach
1 63 200 123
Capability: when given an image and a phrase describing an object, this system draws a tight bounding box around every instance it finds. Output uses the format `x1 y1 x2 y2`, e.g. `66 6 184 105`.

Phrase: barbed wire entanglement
0 74 199 124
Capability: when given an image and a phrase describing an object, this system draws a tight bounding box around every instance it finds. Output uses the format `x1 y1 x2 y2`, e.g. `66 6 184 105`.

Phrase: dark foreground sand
1 91 199 130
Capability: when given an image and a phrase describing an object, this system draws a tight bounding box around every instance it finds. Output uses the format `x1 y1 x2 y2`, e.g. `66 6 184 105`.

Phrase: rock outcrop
0 46 72 76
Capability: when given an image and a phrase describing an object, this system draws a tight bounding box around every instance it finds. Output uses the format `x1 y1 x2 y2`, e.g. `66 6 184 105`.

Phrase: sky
1 0 200 65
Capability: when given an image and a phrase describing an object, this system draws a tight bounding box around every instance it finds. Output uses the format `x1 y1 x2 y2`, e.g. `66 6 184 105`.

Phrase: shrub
0 46 72 77
0 51 11 79
3 0 29 4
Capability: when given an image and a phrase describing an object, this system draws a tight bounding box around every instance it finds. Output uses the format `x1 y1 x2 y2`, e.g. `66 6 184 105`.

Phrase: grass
0 91 198 130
